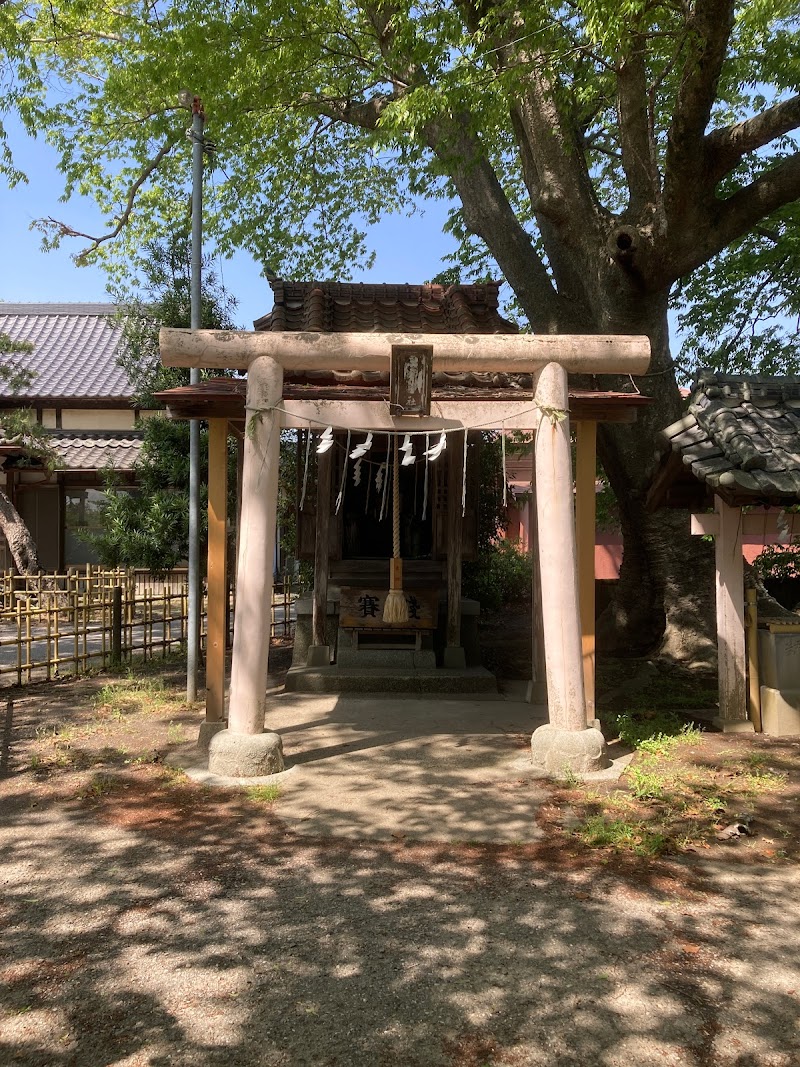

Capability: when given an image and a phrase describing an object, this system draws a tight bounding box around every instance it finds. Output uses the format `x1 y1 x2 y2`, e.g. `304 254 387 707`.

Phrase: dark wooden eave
154 377 651 425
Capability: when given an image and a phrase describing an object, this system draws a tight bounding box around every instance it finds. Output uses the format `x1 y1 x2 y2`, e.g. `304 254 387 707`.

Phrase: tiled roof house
0 304 147 570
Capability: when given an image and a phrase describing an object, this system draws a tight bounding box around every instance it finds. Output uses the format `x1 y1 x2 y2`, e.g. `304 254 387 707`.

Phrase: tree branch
34 137 179 263
423 118 580 332
666 152 800 283
664 0 735 224
705 94 800 184
616 38 661 216
298 91 393 130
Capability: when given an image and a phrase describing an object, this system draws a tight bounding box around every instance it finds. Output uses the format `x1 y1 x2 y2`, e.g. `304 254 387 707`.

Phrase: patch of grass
245 784 281 803
36 722 75 746
79 775 121 799
612 710 703 754
575 815 667 857
166 721 187 745
159 765 189 785
565 708 794 857
92 670 183 718
744 751 770 770
741 769 787 793
626 765 667 800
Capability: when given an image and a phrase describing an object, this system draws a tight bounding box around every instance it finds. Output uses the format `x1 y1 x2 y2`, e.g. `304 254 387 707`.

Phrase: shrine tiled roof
0 431 142 471
253 280 518 337
0 304 133 401
254 279 528 389
649 371 800 509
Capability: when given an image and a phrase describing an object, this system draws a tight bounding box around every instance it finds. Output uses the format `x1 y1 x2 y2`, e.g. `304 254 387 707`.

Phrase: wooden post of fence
25 600 32 684
111 586 123 667
16 600 22 687
745 587 762 733
73 592 79 676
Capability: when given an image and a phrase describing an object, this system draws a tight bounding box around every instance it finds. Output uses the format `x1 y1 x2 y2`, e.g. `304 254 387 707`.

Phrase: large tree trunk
592 294 717 663
0 488 40 575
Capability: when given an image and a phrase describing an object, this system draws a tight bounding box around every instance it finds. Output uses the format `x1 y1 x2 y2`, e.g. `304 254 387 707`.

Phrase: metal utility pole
187 94 205 703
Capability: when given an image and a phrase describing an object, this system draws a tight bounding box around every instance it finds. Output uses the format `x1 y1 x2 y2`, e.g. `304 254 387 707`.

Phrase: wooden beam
157 386 649 426
575 420 597 724
206 418 228 723
160 328 651 375
279 399 545 432
714 498 749 728
693 511 800 540
445 431 465 667
745 588 762 732
312 446 333 652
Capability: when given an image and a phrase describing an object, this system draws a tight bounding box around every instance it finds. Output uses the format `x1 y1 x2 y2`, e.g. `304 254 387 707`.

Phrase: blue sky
1 117 460 328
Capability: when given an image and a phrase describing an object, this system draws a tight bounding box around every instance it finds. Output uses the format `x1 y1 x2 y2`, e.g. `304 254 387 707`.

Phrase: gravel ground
2 768 799 1066
1 654 800 1066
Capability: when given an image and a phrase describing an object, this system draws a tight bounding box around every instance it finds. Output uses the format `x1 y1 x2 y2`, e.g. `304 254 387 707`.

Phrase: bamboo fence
0 567 298 687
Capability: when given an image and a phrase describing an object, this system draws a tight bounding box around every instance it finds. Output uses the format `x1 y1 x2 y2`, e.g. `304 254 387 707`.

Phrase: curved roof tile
0 304 133 400
650 372 800 507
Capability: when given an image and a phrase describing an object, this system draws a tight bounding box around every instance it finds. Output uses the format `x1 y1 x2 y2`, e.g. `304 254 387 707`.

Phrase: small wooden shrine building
649 371 800 734
159 280 651 777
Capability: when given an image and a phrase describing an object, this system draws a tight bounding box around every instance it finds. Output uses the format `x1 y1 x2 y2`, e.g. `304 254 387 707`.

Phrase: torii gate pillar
206 357 286 776
529 364 607 773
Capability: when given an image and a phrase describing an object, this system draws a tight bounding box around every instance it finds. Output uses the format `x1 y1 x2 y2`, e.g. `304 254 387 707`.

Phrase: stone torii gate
160 329 650 776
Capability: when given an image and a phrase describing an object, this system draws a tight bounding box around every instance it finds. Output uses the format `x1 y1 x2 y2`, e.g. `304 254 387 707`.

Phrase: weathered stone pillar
208 356 285 777
530 363 607 774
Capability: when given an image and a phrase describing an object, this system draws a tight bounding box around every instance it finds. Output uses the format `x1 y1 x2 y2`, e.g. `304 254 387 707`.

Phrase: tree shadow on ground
1 770 799 1067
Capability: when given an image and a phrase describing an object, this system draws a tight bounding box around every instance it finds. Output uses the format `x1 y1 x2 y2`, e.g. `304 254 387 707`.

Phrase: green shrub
463 539 532 611
753 537 800 581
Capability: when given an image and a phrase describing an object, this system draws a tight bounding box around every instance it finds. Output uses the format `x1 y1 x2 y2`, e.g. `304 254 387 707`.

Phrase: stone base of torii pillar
158 327 650 778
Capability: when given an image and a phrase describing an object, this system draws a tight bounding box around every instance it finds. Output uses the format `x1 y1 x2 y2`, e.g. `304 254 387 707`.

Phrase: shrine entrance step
284 665 498 695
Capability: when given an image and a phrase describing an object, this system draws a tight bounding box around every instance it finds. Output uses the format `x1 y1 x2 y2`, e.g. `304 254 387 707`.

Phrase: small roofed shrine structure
159 280 651 777
649 371 800 734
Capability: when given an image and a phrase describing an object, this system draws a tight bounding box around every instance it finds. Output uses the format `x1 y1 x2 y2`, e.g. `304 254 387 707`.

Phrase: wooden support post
714 497 749 730
205 418 228 723
228 357 283 735
528 454 546 703
445 430 465 668
310 444 333 661
533 364 586 731
745 587 762 733
575 420 597 724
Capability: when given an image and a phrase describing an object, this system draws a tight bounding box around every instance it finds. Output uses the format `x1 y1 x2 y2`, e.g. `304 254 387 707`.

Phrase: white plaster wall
60 409 136 430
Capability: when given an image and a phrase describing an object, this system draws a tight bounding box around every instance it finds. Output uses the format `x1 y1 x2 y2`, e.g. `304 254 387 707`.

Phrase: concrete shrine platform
284 664 499 694
176 682 634 843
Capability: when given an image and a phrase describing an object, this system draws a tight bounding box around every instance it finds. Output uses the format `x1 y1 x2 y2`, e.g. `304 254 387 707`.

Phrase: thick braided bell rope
383 434 408 623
